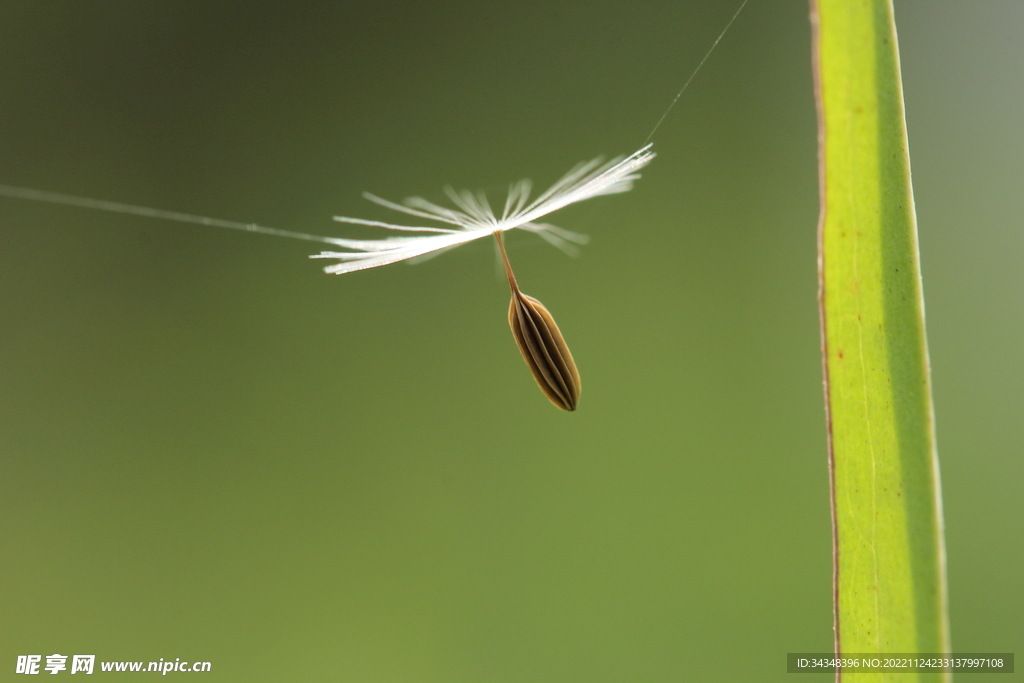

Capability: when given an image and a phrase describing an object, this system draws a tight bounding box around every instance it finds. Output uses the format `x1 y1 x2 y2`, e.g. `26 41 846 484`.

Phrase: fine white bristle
313 144 654 275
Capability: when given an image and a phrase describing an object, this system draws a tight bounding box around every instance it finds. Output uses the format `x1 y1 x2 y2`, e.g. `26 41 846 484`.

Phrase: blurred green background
0 1 1020 681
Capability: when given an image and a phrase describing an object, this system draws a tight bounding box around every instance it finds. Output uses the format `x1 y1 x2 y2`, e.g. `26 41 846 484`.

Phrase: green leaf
811 0 950 679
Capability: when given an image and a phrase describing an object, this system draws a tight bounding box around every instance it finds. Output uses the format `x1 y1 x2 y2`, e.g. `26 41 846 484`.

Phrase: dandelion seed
312 144 654 410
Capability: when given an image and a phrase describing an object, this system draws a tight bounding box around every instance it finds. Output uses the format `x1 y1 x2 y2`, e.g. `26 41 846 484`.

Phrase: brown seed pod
508 290 581 411
495 231 581 411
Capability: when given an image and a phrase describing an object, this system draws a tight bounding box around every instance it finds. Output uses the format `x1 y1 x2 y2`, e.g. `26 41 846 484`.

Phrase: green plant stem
811 0 950 680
